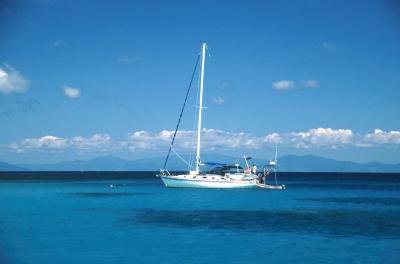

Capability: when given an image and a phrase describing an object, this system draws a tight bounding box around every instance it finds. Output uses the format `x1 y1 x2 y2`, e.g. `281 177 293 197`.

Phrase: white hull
256 183 286 190
160 174 257 189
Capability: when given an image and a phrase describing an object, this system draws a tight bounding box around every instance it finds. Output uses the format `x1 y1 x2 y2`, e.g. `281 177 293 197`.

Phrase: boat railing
159 169 171 176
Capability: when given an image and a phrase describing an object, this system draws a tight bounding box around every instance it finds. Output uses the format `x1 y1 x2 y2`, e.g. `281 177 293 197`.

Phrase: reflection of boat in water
257 183 285 190
158 42 285 190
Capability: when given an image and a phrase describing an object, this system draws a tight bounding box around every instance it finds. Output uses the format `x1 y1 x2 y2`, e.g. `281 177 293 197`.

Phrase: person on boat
262 168 269 184
244 165 250 175
258 173 264 184
252 165 257 176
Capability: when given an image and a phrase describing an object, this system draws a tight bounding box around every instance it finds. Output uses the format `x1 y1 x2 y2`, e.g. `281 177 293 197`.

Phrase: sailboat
158 42 285 190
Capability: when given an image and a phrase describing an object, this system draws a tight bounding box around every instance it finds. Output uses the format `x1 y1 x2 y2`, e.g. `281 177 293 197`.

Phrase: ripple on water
123 208 400 240
299 197 400 207
68 192 149 197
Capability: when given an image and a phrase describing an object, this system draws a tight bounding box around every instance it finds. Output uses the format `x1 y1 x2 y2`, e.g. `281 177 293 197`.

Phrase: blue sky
0 0 399 164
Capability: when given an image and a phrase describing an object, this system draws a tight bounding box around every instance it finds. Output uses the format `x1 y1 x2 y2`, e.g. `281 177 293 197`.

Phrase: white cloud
219 81 230 90
263 133 283 144
201 129 260 150
71 134 112 152
15 136 68 152
8 128 400 154
272 80 295 90
272 79 319 90
117 56 144 64
212 97 225 105
10 134 112 153
322 42 335 50
127 130 191 151
354 143 372 148
63 85 80 99
290 128 353 149
302 79 319 88
0 64 30 94
126 129 280 152
50 39 68 48
128 130 161 150
365 129 400 145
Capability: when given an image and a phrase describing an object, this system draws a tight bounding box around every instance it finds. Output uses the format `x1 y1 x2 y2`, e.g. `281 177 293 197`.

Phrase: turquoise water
0 172 399 263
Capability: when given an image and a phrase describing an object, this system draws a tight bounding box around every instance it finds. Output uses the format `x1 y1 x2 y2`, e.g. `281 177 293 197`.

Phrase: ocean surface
0 172 399 264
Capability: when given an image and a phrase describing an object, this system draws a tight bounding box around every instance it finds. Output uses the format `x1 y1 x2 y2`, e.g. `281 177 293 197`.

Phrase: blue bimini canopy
202 162 227 166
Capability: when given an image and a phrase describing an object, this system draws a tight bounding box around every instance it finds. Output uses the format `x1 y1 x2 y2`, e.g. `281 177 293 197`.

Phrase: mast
195 42 206 174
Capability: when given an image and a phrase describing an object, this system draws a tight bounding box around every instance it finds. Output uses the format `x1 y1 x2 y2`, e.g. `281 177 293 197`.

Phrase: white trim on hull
161 175 257 189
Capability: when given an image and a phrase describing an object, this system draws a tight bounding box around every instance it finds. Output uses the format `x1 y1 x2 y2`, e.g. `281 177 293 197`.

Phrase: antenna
274 145 278 185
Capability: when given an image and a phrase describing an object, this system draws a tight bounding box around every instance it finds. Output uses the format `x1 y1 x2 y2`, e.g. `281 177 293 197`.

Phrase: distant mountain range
277 155 400 173
0 161 27 171
0 154 399 172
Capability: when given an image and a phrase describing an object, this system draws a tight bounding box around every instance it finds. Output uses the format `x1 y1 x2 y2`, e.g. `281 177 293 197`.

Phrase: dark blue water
1 172 399 264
